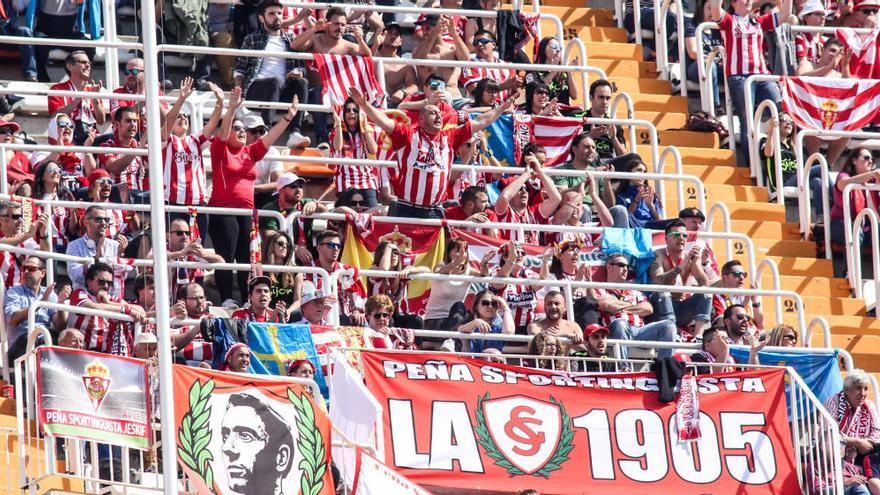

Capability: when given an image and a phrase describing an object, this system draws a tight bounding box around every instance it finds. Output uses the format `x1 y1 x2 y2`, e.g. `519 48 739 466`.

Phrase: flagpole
139 4 179 492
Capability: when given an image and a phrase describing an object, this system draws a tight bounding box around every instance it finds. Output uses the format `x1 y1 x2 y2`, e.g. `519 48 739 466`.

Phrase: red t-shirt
207 137 269 209
444 205 499 222
6 152 32 184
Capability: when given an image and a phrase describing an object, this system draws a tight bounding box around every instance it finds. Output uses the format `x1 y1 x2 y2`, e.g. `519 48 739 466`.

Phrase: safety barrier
842 183 880 306
799 152 832 258
695 22 735 150
339 268 809 332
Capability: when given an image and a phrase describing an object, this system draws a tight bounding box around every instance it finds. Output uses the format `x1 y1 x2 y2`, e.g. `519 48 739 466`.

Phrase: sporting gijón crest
476 394 574 477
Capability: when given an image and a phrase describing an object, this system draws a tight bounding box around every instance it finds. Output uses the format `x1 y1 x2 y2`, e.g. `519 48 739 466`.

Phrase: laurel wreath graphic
178 378 216 489
475 392 575 478
288 388 328 495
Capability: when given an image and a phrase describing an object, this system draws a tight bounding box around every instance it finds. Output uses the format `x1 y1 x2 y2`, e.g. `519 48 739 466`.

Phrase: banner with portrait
172 365 334 495
362 351 800 495
35 347 152 449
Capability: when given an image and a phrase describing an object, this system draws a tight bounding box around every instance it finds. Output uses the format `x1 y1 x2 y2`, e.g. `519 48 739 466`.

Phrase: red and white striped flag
513 114 584 167
780 76 880 131
313 54 385 111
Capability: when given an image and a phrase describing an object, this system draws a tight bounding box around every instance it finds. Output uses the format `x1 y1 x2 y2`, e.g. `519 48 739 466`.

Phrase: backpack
684 111 729 148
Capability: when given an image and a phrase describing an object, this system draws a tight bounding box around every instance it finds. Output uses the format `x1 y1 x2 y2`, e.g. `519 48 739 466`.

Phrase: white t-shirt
255 147 284 185
254 36 288 82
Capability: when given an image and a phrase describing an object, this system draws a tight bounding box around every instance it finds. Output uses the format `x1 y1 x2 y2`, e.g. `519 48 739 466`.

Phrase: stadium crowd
0 0 830 374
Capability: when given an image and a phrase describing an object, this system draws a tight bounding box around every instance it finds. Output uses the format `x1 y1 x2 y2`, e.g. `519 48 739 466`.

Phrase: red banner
362 351 799 495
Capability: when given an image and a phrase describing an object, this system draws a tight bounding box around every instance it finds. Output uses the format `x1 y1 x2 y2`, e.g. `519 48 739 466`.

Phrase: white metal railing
805 316 832 348
339 268 808 331
655 0 687 86
841 182 880 300
704 202 734 264
695 22 735 147
799 152 832 258
743 74 783 184
754 98 782 192
296 210 757 275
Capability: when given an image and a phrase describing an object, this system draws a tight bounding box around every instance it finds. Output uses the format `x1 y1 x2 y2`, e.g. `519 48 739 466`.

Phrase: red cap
287 359 314 375
87 168 111 186
855 0 880 10
584 324 609 337
0 120 21 134
224 342 249 363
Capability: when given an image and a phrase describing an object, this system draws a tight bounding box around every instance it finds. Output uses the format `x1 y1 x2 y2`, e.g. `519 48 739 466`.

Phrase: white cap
276 172 306 192
799 0 825 18
134 332 158 346
242 114 267 130
301 282 329 306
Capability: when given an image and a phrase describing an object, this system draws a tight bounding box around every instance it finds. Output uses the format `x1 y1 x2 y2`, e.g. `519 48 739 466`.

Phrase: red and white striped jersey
97 137 146 191
40 201 70 249
496 268 539 328
231 307 277 323
48 81 99 124
68 288 124 352
837 28 880 79
593 287 647 328
329 129 378 191
459 55 514 99
497 203 546 245
0 238 37 288
795 32 822 64
163 134 209 205
388 120 473 207
717 11 778 76
174 325 213 365
304 260 367 316
281 4 315 37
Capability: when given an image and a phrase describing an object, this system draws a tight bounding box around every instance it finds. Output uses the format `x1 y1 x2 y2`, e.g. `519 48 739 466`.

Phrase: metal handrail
704 202 737 269
753 98 782 192
755 258 784 327
695 22 735 149
609 92 637 157
800 152 832 258
656 145 685 212
850 209 880 303
743 74 783 184
842 183 880 297
805 316 831 348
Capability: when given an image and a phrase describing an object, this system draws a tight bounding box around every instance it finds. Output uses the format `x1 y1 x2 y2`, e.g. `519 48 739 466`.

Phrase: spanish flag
341 217 445 316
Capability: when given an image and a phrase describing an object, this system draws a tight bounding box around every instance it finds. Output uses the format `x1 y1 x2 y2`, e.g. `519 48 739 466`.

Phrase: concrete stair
540 0 880 370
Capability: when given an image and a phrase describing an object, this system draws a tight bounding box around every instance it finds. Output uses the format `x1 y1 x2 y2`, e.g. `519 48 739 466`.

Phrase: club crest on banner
82 360 112 412
820 99 838 130
476 393 574 477
378 226 413 254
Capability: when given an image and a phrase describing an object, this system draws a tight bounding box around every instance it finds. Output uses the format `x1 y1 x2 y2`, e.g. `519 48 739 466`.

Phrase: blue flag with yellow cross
246 322 328 397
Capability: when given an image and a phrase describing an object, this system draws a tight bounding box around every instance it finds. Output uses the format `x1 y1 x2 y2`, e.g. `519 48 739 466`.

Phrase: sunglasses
862 154 875 161
95 279 113 287
171 230 191 237
343 107 359 114
96 178 113 186
726 271 748 279
275 240 289 248
780 119 794 125
608 261 629 269
0 128 14 136
73 59 91 66
56 121 75 130
480 299 499 308
21 265 42 272
246 127 267 135
474 38 494 45
548 42 561 50
736 314 750 321
320 242 342 249
90 216 111 224
371 312 391 319
1 214 22 220
232 124 246 132
862 8 879 14
427 81 446 89
46 166 61 174
124 68 143 76
349 199 365 206
783 334 797 342
534 89 550 96
667 232 687 239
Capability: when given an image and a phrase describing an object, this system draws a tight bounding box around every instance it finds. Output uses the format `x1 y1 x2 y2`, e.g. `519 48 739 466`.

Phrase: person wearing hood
31 113 97 193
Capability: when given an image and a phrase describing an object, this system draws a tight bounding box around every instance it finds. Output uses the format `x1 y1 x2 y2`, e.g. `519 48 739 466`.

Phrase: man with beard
722 304 756 346
291 6 372 145
527 291 584 346
66 206 129 296
97 107 146 203
166 218 224 296
221 392 294 494
235 0 309 148
4 256 69 361
0 201 49 289
711 259 763 330
351 84 516 218
572 324 627 372
48 51 105 144
259 172 325 241
373 22 419 107
171 283 214 367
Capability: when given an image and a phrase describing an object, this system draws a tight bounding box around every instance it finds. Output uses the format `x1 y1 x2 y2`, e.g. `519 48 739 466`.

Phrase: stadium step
590 59 657 79
657 130 719 149
620 110 687 129
560 26 629 43
536 6 617 27
663 183 768 205
769 275 852 298
728 220 802 241
637 145 737 167
763 255 834 277
680 165 751 185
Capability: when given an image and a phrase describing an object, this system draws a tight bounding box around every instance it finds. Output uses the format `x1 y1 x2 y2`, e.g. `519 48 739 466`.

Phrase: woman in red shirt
208 88 301 306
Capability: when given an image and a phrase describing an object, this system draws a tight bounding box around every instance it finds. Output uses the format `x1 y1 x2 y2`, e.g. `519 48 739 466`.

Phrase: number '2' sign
363 351 801 495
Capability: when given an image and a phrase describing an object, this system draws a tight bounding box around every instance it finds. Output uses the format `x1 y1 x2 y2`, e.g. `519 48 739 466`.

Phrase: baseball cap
276 172 306 192
384 21 402 32
242 114 267 131
301 283 328 306
416 14 440 25
583 324 609 337
0 120 21 134
855 0 880 10
247 275 272 294
134 332 157 346
287 359 313 375
799 0 826 17
87 169 113 187
678 207 706 222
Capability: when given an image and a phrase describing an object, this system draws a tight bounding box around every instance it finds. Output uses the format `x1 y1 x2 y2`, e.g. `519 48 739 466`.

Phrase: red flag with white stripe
313 54 385 111
780 76 880 131
512 114 584 167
